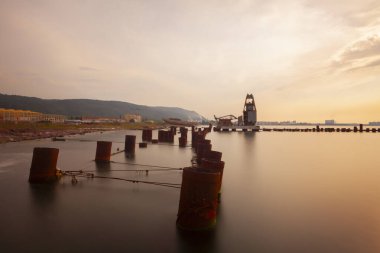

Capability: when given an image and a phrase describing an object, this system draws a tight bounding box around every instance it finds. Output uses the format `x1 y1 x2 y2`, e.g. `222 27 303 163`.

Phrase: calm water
1 129 380 253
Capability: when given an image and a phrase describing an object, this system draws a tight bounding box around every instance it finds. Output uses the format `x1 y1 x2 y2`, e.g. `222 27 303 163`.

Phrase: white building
325 120 335 125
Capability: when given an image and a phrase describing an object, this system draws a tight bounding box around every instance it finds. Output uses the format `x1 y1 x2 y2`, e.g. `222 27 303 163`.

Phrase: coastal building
122 114 142 123
0 108 66 123
325 120 335 125
80 116 121 123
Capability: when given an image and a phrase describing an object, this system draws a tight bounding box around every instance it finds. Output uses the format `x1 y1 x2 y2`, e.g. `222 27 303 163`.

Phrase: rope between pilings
111 149 125 156
109 161 182 170
60 171 181 189
64 160 184 173
61 139 193 147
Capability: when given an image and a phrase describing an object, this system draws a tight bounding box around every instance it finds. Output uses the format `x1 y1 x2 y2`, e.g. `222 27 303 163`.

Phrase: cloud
348 58 380 71
339 34 380 61
332 33 380 71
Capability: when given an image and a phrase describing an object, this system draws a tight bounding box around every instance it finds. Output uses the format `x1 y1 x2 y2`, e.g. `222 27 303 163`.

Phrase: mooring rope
109 161 182 170
61 170 181 189
62 160 184 174
111 149 125 156
59 139 193 148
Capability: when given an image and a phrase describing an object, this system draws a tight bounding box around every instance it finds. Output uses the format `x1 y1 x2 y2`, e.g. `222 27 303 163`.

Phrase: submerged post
142 129 153 142
95 141 112 162
29 147 59 183
139 142 148 148
125 135 136 153
179 137 187 147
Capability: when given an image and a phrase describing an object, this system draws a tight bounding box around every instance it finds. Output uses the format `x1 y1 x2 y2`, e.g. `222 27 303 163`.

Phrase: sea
0 128 379 253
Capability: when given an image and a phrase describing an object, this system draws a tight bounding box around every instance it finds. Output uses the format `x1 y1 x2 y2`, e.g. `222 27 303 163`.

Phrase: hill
0 93 205 121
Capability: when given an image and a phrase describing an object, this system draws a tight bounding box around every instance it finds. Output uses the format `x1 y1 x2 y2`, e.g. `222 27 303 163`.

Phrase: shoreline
0 122 166 144
0 128 107 143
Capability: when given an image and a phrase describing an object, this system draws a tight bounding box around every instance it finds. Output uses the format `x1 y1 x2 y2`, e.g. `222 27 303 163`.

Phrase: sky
0 0 379 122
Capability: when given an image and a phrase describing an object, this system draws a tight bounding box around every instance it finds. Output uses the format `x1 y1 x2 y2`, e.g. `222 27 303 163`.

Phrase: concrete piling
200 159 225 192
158 130 174 143
203 150 222 162
29 147 59 183
142 129 153 142
196 140 212 164
176 167 220 231
179 127 188 146
139 142 148 148
179 137 187 147
170 126 177 135
125 135 136 153
95 141 112 162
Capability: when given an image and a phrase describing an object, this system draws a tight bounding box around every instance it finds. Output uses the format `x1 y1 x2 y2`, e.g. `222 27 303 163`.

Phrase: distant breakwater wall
214 124 380 133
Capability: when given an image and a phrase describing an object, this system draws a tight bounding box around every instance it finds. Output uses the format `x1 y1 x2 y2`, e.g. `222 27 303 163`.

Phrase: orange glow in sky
0 0 379 122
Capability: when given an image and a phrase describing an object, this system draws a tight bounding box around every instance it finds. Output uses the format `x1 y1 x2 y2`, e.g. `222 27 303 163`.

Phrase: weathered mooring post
142 129 152 142
200 159 225 196
158 130 174 143
177 167 221 230
95 141 112 162
125 135 136 153
178 137 186 147
139 142 148 148
203 150 222 162
170 126 177 135
196 139 212 163
178 127 188 147
29 147 59 183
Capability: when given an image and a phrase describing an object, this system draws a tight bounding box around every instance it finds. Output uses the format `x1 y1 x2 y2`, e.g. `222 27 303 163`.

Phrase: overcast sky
1 0 379 122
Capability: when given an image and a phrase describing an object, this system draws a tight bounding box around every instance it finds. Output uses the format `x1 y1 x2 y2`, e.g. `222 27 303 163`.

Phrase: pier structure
214 93 260 131
242 94 257 126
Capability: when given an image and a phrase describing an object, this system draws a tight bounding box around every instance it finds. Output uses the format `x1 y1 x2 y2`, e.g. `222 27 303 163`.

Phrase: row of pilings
214 124 380 133
263 124 380 133
176 124 225 230
28 125 225 231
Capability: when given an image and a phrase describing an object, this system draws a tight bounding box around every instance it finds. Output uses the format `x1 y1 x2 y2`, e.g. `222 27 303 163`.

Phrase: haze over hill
0 93 205 121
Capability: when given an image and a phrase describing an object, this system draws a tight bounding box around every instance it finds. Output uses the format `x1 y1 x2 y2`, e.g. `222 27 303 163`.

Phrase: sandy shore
0 122 168 144
0 128 109 143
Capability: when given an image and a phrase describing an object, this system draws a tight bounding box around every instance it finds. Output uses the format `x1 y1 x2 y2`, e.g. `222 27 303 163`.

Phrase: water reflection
176 228 218 253
242 132 257 155
2 129 380 252
95 161 111 171
29 183 57 208
124 152 135 161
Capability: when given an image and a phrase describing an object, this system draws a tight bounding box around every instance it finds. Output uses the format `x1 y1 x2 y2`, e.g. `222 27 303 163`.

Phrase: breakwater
214 124 379 133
